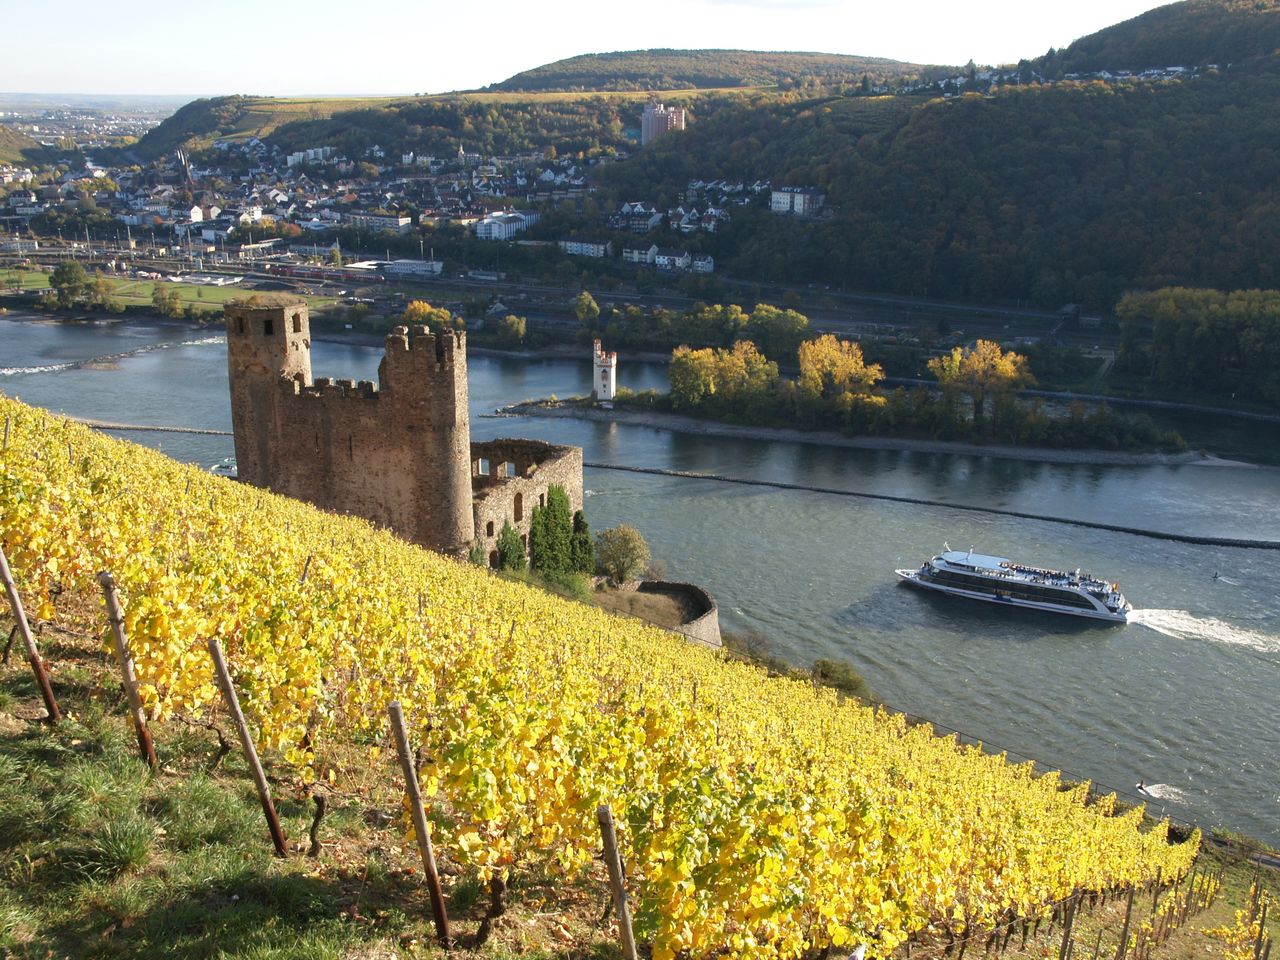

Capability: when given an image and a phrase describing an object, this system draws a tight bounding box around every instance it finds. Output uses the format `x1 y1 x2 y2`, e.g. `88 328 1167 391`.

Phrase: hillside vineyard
0 396 1199 959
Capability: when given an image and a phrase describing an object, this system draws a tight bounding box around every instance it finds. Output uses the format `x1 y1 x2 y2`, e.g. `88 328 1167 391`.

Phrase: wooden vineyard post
1255 902 1269 960
1115 887 1136 960
597 805 638 960
1059 892 1079 960
387 701 451 948
0 545 60 722
97 571 157 770
207 638 288 857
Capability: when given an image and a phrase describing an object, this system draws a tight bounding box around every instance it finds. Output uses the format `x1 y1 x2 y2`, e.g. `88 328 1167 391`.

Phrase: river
3 314 1278 845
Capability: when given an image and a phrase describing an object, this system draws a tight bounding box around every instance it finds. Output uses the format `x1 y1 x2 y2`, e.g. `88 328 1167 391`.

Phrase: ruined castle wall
226 307 475 557
471 439 583 565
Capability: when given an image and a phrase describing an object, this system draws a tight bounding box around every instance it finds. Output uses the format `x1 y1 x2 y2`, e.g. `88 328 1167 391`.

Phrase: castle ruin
225 299 582 561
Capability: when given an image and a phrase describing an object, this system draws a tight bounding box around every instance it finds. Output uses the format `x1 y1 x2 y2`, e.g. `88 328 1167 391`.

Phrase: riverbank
497 400 1252 467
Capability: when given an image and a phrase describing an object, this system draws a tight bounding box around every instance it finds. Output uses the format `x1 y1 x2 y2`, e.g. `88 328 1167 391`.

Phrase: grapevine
0 396 1200 959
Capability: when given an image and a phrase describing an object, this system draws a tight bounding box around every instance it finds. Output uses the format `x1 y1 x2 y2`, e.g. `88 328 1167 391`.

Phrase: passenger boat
209 457 238 479
895 547 1131 622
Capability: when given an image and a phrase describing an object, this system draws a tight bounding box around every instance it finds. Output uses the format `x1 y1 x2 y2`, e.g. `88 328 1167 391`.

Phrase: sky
1 0 1179 97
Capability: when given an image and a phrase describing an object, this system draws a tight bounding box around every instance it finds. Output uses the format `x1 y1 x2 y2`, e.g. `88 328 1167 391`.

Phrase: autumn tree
928 339 1034 430
798 334 884 404
496 314 526 347
402 300 458 329
595 524 650 585
668 345 720 409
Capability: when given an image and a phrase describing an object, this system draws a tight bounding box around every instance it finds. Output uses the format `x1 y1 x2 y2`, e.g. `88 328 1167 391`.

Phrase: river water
3 315 1278 845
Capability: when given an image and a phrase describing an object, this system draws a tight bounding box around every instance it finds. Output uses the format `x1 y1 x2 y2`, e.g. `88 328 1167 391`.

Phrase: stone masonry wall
471 439 584 567
226 304 475 557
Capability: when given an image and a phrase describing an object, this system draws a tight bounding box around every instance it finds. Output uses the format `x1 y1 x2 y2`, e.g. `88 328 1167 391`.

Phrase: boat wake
1 336 225 376
1139 783 1188 804
1129 608 1280 655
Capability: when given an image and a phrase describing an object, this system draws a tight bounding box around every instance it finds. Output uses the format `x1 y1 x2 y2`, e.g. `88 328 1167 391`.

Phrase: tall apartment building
641 102 686 145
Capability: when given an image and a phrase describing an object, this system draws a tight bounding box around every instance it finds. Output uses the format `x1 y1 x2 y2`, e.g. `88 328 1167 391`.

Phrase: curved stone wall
638 580 722 648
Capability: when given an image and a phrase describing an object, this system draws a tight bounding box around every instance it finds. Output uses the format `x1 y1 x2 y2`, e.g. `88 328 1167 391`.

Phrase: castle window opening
236 317 245 335
264 318 274 335
489 550 500 569
539 493 545 508
292 313 302 333
348 435 354 460
475 458 490 476
514 492 523 522
486 520 494 537
505 462 516 477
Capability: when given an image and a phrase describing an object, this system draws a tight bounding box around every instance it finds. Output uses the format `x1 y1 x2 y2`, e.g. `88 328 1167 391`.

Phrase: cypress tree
570 509 593 574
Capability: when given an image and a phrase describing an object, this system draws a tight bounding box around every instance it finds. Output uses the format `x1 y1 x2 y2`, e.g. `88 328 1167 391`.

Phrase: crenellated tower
225 300 312 486
377 325 473 554
224 302 476 557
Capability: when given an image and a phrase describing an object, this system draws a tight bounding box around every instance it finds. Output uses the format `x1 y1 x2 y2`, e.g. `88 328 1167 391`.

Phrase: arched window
513 492 523 522
486 520 494 537
292 312 302 333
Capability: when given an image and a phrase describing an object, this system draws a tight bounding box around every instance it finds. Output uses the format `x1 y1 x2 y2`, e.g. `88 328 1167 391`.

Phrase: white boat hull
895 569 1129 623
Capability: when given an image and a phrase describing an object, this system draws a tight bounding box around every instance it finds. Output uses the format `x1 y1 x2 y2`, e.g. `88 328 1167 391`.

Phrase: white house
475 210 539 241
654 248 691 272
622 244 658 265
558 237 612 258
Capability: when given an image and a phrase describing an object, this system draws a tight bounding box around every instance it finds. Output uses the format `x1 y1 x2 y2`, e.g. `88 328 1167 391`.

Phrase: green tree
50 260 87 308
595 523 650 585
570 510 593 575
528 484 574 575
496 521 526 572
574 290 600 331
151 282 186 318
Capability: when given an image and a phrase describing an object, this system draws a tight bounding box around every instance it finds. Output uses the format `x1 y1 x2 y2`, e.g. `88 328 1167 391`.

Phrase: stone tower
376 325 473 555
223 299 474 558
225 300 312 487
592 339 617 401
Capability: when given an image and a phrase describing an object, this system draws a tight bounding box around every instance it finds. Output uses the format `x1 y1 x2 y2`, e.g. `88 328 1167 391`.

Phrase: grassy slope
0 124 45 166
133 87 763 158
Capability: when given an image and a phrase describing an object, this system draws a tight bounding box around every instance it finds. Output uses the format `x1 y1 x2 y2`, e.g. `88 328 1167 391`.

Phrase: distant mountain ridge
1036 0 1280 74
488 49 944 92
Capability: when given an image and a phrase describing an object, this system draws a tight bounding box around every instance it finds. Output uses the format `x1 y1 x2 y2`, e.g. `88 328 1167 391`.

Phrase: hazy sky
2 0 1177 96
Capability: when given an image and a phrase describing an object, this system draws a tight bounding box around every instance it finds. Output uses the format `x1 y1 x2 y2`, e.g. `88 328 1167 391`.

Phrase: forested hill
489 49 943 91
602 56 1280 307
1035 0 1280 75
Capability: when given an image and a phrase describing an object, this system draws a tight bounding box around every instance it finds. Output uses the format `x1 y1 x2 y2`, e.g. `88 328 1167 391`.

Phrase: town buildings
640 103 685 145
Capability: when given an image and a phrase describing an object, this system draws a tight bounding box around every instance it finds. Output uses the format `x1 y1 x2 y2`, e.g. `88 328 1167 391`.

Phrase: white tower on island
592 339 617 402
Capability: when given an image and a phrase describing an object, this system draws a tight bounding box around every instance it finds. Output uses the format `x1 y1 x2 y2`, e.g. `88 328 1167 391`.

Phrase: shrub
812 658 870 700
497 521 526 572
